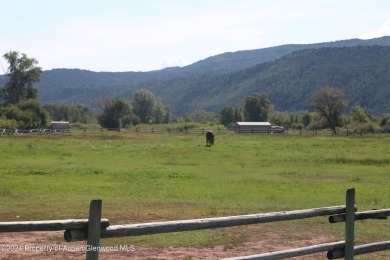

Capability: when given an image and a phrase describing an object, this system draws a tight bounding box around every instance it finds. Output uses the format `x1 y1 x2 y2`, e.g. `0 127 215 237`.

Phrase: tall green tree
381 117 390 132
219 106 235 126
234 107 244 122
351 105 369 123
0 51 47 129
132 88 170 124
219 106 243 125
244 93 270 122
97 97 134 128
302 113 312 127
153 102 170 124
348 105 380 134
310 86 347 133
132 89 156 124
0 51 42 105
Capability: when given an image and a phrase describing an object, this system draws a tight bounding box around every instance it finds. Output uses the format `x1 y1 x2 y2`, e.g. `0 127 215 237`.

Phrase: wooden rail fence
3 127 386 136
0 188 389 259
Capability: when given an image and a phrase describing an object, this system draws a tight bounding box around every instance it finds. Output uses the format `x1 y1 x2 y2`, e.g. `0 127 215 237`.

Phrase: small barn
234 122 271 134
50 121 70 130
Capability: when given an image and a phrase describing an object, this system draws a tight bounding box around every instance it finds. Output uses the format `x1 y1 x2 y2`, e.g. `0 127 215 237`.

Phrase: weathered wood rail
0 219 109 232
0 188 388 260
64 205 351 241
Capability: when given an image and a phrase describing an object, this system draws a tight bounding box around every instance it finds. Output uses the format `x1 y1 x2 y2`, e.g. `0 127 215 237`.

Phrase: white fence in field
0 189 389 259
0 128 69 135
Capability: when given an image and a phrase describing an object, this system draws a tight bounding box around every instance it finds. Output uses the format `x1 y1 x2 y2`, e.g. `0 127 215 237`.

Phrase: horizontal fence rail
0 189 389 260
327 241 390 259
64 206 351 242
0 219 109 232
329 208 390 223
223 240 390 260
224 241 346 260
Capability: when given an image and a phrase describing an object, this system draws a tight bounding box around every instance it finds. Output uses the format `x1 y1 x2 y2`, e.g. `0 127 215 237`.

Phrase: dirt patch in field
0 226 337 260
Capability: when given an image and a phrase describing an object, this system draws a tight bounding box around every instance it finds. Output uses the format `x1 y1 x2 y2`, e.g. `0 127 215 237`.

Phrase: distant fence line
0 127 220 135
0 189 389 259
0 128 69 135
0 127 387 136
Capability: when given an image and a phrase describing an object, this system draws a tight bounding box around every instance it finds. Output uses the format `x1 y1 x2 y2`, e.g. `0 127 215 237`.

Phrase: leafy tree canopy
244 92 271 122
97 97 135 129
132 88 170 124
219 106 244 126
0 51 47 129
0 51 42 105
310 86 347 133
45 104 90 124
0 99 48 129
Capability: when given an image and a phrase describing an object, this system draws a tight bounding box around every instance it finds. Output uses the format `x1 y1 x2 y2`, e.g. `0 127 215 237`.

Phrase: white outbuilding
50 121 70 130
234 122 271 133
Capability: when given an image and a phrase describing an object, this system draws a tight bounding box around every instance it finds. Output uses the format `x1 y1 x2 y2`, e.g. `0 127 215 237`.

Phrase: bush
0 99 48 129
350 122 381 134
0 118 18 129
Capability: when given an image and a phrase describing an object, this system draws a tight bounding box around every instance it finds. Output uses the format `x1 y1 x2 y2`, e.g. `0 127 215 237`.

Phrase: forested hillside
2 37 390 116
141 45 390 115
183 36 390 73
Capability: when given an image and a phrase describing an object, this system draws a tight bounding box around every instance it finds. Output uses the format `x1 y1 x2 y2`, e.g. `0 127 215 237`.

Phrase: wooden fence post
86 200 102 260
345 188 355 260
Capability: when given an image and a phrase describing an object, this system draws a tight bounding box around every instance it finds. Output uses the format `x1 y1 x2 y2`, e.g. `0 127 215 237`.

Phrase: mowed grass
0 131 389 254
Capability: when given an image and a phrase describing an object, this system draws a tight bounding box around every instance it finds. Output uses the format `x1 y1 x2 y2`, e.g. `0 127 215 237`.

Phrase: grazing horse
206 130 214 146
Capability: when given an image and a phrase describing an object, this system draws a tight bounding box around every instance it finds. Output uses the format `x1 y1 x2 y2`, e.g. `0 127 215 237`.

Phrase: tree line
96 89 170 128
0 52 170 129
220 86 390 134
0 51 389 134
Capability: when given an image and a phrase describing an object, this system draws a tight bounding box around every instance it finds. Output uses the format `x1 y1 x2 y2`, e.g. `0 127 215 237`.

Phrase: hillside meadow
0 131 389 258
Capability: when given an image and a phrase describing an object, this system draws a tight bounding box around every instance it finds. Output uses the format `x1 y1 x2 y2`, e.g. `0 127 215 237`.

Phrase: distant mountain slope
38 44 390 116
2 37 390 116
146 45 390 115
221 45 390 115
182 36 390 73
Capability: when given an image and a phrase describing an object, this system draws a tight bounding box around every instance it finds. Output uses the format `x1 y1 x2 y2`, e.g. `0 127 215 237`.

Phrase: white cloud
359 18 390 39
160 56 190 68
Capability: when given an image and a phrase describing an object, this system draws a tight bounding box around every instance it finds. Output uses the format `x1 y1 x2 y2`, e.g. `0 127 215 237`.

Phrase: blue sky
1 0 390 72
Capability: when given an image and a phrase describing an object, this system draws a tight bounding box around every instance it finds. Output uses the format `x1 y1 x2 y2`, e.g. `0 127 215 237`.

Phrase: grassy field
0 131 389 257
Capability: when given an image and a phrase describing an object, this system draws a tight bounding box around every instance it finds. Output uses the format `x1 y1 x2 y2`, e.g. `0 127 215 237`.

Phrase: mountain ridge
2 36 390 116
177 36 390 73
143 45 390 115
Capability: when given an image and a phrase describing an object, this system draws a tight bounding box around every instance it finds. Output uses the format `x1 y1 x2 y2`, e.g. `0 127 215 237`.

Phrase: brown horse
206 130 214 146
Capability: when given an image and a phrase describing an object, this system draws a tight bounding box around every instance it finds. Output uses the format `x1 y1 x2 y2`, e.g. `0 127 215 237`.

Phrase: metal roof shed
50 121 70 130
235 122 271 134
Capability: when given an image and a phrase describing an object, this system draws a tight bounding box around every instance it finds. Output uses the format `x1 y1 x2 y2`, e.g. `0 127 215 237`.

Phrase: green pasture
0 131 389 256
